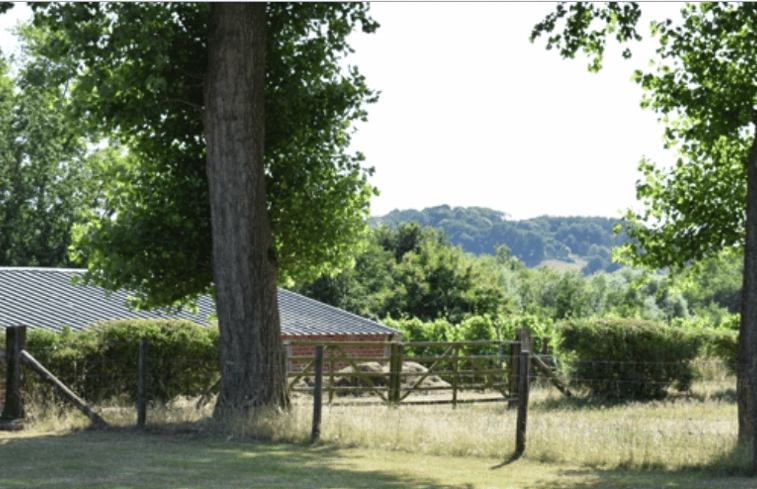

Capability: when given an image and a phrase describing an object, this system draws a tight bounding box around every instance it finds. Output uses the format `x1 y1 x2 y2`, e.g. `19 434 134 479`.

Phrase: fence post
514 350 530 459
1 326 26 421
452 345 459 409
388 342 403 404
508 340 521 409
311 345 324 444
328 347 335 404
137 337 148 429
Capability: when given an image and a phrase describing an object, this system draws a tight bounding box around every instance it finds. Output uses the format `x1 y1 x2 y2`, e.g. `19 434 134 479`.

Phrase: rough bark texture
204 3 289 417
738 117 757 443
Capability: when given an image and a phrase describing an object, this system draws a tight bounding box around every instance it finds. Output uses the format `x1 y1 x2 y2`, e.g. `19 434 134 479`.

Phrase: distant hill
369 205 628 274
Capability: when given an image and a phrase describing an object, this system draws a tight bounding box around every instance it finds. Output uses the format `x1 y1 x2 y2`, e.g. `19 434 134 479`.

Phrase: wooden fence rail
285 339 520 407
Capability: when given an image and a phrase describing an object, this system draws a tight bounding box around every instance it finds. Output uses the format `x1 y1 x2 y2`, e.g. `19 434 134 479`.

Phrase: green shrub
499 314 555 353
701 327 738 375
23 319 218 404
557 318 703 400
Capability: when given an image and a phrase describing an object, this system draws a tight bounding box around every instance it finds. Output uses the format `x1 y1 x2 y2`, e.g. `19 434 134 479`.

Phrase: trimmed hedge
22 319 218 404
557 318 703 400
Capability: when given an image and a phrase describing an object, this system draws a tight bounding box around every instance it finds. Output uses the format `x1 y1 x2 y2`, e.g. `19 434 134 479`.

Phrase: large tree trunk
738 117 757 444
204 3 289 418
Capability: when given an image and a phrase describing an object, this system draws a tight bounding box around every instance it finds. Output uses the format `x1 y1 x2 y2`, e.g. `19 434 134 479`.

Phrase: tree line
371 205 627 272
293 221 742 329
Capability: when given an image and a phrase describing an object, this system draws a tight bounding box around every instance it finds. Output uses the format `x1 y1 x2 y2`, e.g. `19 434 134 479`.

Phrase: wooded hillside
370 205 629 273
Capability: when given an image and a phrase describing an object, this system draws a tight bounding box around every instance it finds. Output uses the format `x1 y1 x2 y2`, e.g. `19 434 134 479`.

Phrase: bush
23 319 218 404
557 318 703 400
701 327 738 375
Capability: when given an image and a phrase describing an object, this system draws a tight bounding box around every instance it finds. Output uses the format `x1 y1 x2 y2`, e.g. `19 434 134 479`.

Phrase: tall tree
17 2 379 414
531 2 757 442
203 3 287 415
0 29 96 267
22 3 378 310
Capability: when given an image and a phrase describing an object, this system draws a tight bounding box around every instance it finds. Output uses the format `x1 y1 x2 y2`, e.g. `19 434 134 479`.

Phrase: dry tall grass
14 366 747 473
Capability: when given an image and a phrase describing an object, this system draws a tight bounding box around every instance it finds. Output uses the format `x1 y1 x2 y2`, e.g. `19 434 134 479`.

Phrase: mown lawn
0 427 755 489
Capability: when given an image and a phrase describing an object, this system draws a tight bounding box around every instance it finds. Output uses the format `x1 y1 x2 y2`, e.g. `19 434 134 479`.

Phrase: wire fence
0 351 744 466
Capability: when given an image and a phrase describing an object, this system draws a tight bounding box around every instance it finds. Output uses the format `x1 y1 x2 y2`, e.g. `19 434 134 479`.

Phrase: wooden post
452 346 459 409
388 342 403 404
19 350 107 427
514 350 530 459
137 338 147 429
516 327 534 385
515 328 533 353
508 340 521 409
328 346 335 404
1 326 26 421
311 346 323 444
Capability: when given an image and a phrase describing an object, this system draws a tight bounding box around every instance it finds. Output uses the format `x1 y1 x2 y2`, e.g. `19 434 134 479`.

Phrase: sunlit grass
14 365 748 474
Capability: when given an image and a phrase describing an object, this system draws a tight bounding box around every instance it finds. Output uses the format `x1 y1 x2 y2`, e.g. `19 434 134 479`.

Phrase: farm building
0 267 401 372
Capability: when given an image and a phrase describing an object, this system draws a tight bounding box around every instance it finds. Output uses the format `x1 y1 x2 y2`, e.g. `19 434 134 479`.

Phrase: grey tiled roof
0 268 399 337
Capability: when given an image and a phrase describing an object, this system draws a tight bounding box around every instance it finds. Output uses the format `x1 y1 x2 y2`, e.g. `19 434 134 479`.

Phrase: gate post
508 340 521 408
1 326 26 421
514 350 530 459
137 338 148 429
388 342 404 404
311 346 324 443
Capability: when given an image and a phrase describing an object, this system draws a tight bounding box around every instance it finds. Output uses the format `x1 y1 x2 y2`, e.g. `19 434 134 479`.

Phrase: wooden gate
285 339 522 406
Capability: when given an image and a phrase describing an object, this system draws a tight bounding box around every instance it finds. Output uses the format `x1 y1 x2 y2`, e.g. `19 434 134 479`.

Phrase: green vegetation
23 319 218 405
295 221 741 326
0 27 98 267
558 318 704 400
370 205 626 271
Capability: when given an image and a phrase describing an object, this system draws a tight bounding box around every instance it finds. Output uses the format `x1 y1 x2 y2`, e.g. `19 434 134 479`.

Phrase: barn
0 267 401 372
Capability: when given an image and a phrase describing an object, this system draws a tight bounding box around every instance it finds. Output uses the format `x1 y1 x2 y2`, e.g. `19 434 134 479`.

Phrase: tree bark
738 115 757 443
204 3 289 417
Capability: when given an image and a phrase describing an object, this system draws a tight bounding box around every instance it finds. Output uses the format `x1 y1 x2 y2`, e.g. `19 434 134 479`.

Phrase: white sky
0 2 685 221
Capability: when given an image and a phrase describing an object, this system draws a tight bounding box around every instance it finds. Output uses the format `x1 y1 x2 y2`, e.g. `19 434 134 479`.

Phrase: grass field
0 428 755 489
1 367 752 488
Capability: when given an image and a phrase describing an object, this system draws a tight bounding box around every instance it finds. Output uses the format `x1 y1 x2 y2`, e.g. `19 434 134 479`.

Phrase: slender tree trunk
737 116 757 442
204 3 289 418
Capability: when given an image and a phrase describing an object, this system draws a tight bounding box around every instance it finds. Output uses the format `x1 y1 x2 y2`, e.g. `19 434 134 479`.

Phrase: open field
2 372 752 488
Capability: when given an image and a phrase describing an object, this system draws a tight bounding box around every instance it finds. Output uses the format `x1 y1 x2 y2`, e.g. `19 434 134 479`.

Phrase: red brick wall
283 333 400 372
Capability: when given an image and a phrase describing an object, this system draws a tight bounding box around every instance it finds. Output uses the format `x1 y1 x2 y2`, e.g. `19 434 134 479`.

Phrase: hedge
557 318 704 400
21 319 219 404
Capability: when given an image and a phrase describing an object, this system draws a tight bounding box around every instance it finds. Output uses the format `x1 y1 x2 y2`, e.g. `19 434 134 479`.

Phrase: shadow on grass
0 423 475 489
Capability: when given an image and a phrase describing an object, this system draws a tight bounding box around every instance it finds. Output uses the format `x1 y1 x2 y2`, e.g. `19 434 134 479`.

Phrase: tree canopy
23 3 379 310
0 27 97 267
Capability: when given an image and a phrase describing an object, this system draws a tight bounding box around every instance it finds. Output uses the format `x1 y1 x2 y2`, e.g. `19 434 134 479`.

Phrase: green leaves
0 32 97 267
535 3 757 277
558 318 704 399
25 3 381 309
530 2 643 72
